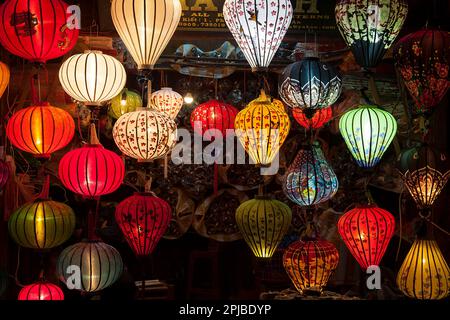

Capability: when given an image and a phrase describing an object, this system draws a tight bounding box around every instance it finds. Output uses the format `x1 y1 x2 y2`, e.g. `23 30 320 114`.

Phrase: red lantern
0 0 79 63
6 102 75 158
115 192 171 256
292 107 332 130
0 159 9 190
18 281 64 300
338 205 395 270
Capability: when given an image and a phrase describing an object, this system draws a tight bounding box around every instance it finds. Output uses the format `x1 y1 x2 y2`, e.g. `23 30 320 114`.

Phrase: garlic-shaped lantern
150 87 183 119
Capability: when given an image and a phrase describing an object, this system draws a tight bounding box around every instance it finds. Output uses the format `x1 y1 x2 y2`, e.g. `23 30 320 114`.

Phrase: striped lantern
109 89 143 119
292 106 333 130
18 281 64 300
6 102 75 158
57 240 123 292
235 196 292 258
0 159 9 191
111 0 182 70
59 51 126 106
150 87 183 119
0 61 10 98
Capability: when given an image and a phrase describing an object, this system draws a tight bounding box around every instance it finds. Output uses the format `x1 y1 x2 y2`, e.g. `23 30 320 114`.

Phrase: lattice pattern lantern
223 0 293 71
18 282 64 300
235 196 292 258
292 106 333 130
109 89 143 119
339 105 397 168
335 0 408 68
151 87 183 119
0 61 10 98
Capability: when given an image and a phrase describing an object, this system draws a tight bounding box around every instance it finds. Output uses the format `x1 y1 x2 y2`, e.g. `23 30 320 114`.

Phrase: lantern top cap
160 87 172 90
84 50 103 54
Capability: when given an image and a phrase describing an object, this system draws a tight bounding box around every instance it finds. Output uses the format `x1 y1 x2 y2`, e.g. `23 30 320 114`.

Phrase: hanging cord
13 246 24 287
395 186 404 262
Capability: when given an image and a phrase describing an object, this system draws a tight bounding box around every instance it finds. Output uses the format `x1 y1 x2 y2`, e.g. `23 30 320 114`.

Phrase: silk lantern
394 29 450 113
0 159 9 191
397 239 450 300
111 0 181 70
0 0 79 63
284 143 338 207
0 61 10 98
235 196 292 258
6 102 75 158
18 281 64 300
223 0 293 71
338 205 395 270
339 105 397 168
335 0 408 68
150 87 183 119
57 240 123 292
279 58 342 110
235 90 290 165
283 239 339 294
292 106 333 130
59 51 126 106
115 192 171 256
109 89 143 119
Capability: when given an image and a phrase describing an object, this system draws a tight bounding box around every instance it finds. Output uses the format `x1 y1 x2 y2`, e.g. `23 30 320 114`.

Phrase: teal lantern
339 105 397 168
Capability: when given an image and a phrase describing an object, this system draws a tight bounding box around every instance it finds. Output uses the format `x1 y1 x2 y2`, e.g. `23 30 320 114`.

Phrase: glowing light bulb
184 93 194 104
120 99 127 106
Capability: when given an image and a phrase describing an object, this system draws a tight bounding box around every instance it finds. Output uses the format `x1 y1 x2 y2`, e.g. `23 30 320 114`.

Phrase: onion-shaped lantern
335 0 408 68
6 102 75 158
397 239 450 300
0 0 79 63
150 87 183 119
235 90 290 165
111 0 181 70
394 29 450 113
0 159 9 191
18 281 64 300
57 240 123 292
279 58 342 110
59 51 126 106
223 0 293 71
283 142 338 207
338 205 395 270
235 196 292 258
339 105 397 168
292 106 333 130
115 192 171 256
109 89 143 119
283 239 339 294
112 107 177 161
0 61 10 98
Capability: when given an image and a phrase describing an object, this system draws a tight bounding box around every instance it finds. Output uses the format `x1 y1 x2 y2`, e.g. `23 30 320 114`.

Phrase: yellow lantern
0 61 9 98
397 239 450 300
109 89 143 119
235 90 290 165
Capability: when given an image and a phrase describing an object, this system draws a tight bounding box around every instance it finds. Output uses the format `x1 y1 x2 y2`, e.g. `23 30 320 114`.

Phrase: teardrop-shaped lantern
115 192 171 256
235 90 290 165
279 58 342 110
0 61 10 99
338 205 395 270
223 0 293 71
292 106 333 130
283 142 338 207
150 87 183 119
235 196 292 258
111 0 182 70
335 0 408 68
397 239 450 300
18 281 64 300
339 105 397 168
109 89 143 119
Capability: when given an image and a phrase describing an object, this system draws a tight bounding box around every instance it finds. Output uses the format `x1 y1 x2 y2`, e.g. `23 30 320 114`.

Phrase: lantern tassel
37 175 50 200
89 123 100 145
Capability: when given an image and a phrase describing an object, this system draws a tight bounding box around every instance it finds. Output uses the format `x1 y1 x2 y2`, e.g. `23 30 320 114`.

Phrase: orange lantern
0 61 9 98
292 107 333 129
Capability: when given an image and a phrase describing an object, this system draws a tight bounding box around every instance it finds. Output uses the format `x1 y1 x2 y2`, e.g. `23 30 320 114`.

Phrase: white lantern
150 87 183 119
111 0 182 70
223 0 293 71
112 107 177 161
59 50 126 106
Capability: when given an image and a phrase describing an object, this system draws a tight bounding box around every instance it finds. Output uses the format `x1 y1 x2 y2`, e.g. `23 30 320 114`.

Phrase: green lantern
109 89 142 119
339 104 397 168
235 196 292 258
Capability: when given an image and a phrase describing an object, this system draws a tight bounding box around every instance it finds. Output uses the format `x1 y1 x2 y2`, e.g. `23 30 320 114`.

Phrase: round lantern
57 240 123 292
394 29 450 113
397 239 450 300
283 143 338 207
0 159 9 191
335 0 408 68
150 87 183 119
109 89 143 119
59 50 126 106
235 196 292 258
223 0 293 71
0 61 10 98
115 192 171 256
111 0 181 70
0 0 79 63
18 281 64 300
59 124 125 198
279 58 342 110
113 107 177 162
6 102 75 158
292 106 333 130
339 105 397 168
283 239 339 294
338 205 395 270
235 90 290 165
